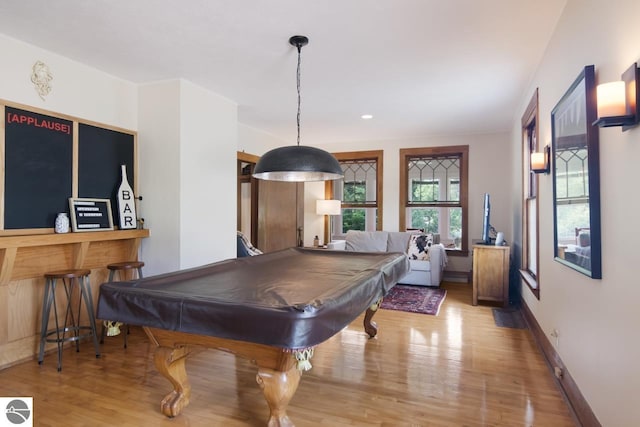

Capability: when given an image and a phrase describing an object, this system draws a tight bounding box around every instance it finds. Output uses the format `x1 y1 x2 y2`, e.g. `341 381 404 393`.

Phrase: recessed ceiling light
361 114 373 120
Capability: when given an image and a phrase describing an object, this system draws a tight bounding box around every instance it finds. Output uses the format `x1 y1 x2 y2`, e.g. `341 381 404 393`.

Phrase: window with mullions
400 147 468 253
342 180 368 231
555 146 589 247
327 151 383 239
521 89 540 299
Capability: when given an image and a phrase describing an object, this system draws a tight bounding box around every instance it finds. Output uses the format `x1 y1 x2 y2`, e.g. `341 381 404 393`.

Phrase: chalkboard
2 102 136 232
77 123 135 227
4 107 73 229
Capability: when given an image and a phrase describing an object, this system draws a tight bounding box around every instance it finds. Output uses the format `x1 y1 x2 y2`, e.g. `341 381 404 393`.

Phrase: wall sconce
593 62 639 131
316 199 341 243
531 145 550 174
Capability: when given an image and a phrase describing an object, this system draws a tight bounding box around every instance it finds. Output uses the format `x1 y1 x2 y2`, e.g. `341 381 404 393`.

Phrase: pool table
97 247 408 426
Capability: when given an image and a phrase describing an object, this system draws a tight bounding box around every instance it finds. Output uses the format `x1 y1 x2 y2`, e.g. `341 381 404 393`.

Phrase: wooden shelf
0 229 149 284
0 229 149 249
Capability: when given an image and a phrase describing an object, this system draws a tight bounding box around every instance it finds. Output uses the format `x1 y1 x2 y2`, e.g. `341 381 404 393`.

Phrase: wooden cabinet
472 245 510 307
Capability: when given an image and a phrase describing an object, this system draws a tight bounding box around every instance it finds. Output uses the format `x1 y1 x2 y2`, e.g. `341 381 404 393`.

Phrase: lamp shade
253 146 343 182
597 81 626 118
531 152 546 170
530 145 550 174
316 199 342 216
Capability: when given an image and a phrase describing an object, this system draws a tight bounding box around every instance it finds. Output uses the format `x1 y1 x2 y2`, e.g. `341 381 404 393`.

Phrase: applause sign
6 109 72 134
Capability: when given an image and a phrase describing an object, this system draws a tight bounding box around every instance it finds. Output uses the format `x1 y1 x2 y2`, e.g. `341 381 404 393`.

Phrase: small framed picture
68 198 114 232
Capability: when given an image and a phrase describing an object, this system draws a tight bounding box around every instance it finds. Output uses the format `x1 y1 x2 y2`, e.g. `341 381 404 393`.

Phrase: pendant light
253 35 343 182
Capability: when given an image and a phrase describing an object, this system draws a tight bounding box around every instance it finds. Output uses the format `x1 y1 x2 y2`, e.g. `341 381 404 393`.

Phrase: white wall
310 132 512 273
304 182 326 247
179 80 237 268
237 123 286 156
510 1 640 425
0 33 137 131
138 81 182 274
139 80 237 275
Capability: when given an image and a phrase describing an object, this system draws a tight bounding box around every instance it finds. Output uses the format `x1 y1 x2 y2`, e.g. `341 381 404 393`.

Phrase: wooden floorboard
0 282 577 426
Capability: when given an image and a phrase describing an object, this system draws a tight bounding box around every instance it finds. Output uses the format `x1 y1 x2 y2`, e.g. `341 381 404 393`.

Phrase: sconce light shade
316 199 342 216
593 62 640 130
254 146 343 182
531 145 550 174
596 81 626 117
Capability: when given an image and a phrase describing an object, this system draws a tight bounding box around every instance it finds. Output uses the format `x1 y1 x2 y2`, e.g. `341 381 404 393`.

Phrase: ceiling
0 0 566 145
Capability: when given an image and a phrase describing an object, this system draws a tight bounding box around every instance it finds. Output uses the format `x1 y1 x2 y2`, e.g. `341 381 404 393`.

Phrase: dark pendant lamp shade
253 145 343 182
253 35 343 182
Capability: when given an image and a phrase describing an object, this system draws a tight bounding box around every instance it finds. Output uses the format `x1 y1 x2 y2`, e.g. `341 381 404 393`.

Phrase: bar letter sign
117 165 137 229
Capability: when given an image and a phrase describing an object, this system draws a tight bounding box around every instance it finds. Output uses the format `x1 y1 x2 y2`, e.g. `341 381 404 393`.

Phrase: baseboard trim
442 270 470 283
520 300 601 427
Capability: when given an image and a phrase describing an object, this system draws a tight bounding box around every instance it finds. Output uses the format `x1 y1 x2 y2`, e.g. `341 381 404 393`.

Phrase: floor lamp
316 199 341 245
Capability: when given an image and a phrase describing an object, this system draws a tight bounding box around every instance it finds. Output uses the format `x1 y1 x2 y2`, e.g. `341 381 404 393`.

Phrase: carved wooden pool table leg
153 345 194 417
364 297 383 338
256 364 301 427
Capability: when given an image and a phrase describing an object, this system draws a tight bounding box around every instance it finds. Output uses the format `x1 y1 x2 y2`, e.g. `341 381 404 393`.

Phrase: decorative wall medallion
31 60 53 100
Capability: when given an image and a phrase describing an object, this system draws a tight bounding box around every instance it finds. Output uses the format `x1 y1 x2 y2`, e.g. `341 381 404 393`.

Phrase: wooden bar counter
0 229 149 369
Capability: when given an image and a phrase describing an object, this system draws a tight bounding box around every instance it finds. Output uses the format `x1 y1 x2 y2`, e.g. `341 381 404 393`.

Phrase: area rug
492 307 528 329
380 284 447 316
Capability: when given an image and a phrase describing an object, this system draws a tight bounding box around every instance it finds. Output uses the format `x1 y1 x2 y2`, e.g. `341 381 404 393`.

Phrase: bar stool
100 261 144 348
38 269 101 371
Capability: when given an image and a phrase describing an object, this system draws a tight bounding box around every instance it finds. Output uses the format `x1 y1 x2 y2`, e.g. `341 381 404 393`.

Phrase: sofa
331 230 447 287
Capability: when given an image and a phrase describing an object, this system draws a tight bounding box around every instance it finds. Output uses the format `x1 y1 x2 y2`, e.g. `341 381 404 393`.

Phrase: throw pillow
237 231 263 256
345 230 389 252
407 233 433 261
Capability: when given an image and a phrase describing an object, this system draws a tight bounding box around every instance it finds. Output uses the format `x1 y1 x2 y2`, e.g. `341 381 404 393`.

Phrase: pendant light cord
296 43 302 146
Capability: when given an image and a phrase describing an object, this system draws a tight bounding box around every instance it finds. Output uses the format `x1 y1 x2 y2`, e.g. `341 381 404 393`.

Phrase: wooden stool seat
39 269 100 371
44 269 92 280
101 261 144 348
107 261 145 282
107 261 145 271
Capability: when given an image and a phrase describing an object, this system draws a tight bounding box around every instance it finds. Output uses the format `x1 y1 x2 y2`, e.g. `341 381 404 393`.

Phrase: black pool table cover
97 248 409 350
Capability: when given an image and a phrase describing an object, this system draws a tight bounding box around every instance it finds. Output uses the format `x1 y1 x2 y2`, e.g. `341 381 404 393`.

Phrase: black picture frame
551 65 602 279
68 198 114 232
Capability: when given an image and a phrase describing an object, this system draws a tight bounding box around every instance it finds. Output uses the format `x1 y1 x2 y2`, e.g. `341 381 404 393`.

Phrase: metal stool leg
101 269 119 344
63 278 81 353
79 275 101 359
38 278 54 364
102 263 143 349
52 279 64 372
40 269 95 371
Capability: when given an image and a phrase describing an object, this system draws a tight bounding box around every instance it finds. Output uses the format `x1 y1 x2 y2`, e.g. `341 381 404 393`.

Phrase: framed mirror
551 65 601 278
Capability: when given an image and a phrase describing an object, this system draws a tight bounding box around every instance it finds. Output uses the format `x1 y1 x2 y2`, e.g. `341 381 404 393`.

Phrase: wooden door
256 180 303 252
237 152 259 243
237 152 303 254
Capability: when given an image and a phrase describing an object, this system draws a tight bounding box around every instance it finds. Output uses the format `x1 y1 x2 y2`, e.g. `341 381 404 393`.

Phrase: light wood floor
0 282 577 426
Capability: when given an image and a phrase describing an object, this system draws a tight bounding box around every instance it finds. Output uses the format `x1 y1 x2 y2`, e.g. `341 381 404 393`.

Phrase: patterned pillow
406 233 433 261
237 231 263 256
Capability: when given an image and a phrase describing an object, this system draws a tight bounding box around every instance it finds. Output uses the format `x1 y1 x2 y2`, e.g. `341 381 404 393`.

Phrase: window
521 89 540 299
400 146 468 254
555 146 589 247
326 151 383 240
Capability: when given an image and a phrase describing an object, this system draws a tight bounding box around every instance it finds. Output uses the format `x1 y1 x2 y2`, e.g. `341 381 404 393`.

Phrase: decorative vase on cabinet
54 212 70 233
